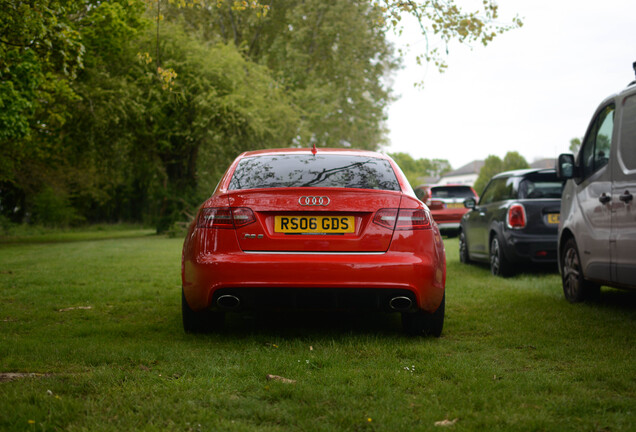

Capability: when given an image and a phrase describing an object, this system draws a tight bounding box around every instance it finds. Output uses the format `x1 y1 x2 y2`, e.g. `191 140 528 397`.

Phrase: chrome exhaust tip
389 296 413 312
217 294 241 310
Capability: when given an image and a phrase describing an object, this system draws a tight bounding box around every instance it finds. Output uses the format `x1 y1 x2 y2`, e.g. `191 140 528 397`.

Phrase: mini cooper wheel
401 293 445 337
490 235 512 277
561 238 600 303
459 230 470 264
182 289 225 333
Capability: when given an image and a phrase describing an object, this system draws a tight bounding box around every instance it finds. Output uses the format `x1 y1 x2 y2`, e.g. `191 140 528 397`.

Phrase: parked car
425 185 479 236
459 168 564 277
414 185 432 202
556 63 636 300
181 148 446 336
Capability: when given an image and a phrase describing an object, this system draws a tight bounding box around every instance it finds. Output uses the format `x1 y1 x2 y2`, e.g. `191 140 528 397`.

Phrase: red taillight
396 209 432 230
373 208 432 230
230 207 256 228
197 207 255 229
198 208 233 228
507 204 526 229
373 209 398 229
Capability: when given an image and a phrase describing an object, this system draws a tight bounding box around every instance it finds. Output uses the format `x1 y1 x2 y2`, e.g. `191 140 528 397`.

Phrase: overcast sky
385 0 636 171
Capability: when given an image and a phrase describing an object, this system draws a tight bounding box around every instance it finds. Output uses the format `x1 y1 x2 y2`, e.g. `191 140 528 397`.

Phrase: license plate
274 216 355 234
446 203 464 209
547 213 560 224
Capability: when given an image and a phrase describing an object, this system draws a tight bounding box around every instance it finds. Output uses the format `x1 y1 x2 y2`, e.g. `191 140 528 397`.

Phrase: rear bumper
213 287 419 313
502 231 558 264
183 250 445 314
431 209 467 225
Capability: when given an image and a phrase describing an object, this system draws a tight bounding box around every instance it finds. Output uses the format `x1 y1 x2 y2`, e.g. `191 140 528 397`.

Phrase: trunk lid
520 199 561 233
228 188 403 252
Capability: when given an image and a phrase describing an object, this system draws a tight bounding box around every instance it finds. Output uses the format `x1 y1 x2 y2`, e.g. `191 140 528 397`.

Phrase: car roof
237 147 392 160
595 73 636 108
491 168 557 179
618 78 636 98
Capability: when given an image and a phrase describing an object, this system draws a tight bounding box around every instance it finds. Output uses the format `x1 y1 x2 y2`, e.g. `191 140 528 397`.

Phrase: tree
0 0 523 229
502 151 529 171
170 0 398 150
0 0 85 184
63 18 301 231
388 152 451 188
473 155 502 196
0 0 92 223
167 0 522 73
378 0 523 72
167 0 522 147
134 26 301 231
569 138 581 155
473 152 529 195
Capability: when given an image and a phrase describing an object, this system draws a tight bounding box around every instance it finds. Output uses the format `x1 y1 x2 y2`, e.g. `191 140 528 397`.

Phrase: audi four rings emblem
298 196 330 206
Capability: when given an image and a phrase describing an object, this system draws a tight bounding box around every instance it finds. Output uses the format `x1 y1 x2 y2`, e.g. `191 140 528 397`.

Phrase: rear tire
490 235 512 277
561 238 600 303
402 293 445 337
459 230 470 264
182 289 225 333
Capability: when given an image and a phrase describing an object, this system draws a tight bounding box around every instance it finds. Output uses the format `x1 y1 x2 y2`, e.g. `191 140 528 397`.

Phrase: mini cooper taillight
373 209 432 230
507 203 526 229
197 207 256 229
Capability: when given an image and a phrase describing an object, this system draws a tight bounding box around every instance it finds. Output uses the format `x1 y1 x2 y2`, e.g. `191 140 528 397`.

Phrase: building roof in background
415 176 439 186
444 160 485 177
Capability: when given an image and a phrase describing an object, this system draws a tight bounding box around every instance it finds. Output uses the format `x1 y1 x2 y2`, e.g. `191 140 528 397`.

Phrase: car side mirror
556 153 577 179
464 198 476 209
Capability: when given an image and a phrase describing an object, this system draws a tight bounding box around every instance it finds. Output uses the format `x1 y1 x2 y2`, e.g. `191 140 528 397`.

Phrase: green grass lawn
1 230 635 431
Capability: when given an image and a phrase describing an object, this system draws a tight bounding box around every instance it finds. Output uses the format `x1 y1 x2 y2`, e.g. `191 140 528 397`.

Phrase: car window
479 177 512 205
581 104 615 178
619 93 636 171
518 176 564 199
228 154 401 191
431 186 475 199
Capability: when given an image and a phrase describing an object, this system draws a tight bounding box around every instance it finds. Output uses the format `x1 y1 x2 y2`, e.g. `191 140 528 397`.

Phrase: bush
30 187 85 227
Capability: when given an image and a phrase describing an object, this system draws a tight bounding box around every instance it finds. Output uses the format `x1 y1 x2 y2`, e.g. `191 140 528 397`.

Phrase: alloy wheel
562 246 581 301
490 237 501 275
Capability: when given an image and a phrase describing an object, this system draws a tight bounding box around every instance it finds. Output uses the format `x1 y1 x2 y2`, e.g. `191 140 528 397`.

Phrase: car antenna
311 143 317 155
630 61 636 86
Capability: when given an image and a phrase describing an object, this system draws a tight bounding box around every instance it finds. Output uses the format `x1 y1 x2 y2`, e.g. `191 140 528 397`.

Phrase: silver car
556 61 636 301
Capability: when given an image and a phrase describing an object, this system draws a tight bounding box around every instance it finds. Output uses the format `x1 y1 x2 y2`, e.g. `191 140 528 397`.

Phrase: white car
556 61 636 301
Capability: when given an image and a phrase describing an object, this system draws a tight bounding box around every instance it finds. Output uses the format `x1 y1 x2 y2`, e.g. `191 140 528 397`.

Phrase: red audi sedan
181 148 446 336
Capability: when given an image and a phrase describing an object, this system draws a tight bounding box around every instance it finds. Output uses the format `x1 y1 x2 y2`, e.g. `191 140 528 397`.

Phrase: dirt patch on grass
58 306 92 312
0 372 50 383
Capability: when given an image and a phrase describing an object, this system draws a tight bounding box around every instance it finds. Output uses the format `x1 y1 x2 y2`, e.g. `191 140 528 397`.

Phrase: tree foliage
169 0 398 149
473 151 529 195
0 0 522 231
378 0 522 71
388 152 450 188
0 0 92 224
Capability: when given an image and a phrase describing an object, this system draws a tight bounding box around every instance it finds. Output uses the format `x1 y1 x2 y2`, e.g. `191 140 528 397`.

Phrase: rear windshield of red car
431 186 475 199
228 154 401 191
